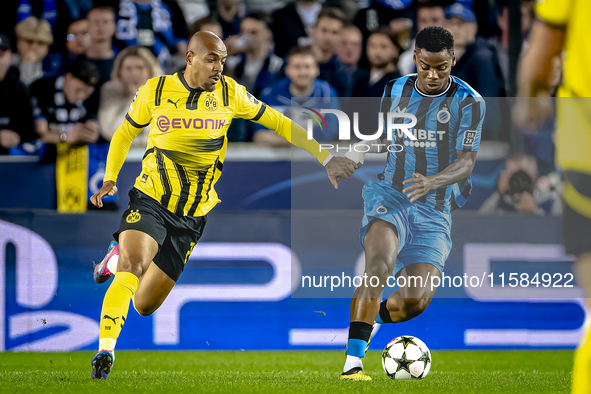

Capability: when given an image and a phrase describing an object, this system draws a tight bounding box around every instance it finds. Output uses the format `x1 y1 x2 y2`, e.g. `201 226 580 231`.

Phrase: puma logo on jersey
103 315 119 325
168 99 180 108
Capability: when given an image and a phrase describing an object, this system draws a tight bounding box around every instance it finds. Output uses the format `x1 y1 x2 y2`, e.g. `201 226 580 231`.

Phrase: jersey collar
413 76 452 97
178 71 205 93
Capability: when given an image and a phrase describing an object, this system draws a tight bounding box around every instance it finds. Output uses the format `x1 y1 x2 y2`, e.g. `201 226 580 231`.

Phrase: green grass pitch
0 350 573 393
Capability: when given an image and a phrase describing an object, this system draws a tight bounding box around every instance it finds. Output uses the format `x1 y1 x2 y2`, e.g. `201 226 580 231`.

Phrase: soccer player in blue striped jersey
340 26 485 380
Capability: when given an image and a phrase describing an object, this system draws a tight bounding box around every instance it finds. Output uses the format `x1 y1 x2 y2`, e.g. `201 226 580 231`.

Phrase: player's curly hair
415 26 454 55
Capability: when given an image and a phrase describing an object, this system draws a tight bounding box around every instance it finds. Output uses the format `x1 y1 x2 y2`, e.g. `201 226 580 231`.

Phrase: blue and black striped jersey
380 74 486 213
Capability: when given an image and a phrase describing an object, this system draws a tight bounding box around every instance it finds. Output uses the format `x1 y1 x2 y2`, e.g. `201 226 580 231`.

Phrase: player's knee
365 252 394 282
401 297 430 320
365 260 391 283
118 252 147 277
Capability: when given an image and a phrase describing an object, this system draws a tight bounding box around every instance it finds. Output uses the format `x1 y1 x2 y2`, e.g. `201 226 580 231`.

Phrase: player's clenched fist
325 156 360 189
91 180 118 208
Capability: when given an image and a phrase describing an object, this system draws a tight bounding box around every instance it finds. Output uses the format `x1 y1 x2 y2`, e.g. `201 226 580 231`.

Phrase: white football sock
343 355 363 372
107 254 119 274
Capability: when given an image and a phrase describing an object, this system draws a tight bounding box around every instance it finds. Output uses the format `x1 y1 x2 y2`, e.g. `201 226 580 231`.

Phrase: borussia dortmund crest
126 209 141 223
204 97 218 111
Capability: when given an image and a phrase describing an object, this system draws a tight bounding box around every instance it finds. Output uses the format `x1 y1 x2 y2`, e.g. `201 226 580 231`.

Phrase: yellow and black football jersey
535 0 591 174
104 71 330 217
535 0 591 98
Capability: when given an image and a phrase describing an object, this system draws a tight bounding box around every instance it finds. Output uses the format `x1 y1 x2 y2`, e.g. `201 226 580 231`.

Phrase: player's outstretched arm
90 121 142 208
232 80 359 188
402 151 477 203
253 104 359 188
92 83 152 207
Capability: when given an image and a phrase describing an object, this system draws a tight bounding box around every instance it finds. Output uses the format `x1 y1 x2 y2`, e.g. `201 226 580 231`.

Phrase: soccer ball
382 335 432 380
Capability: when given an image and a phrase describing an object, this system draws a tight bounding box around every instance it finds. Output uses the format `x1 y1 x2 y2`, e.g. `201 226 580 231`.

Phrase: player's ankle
99 338 116 352
343 355 363 372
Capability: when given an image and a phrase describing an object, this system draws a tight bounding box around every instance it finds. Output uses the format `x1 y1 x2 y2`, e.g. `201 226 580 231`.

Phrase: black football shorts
114 188 207 281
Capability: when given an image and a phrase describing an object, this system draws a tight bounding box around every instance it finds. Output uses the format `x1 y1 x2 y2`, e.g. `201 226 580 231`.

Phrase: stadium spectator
189 14 223 38
0 34 37 155
0 0 80 56
353 0 414 69
215 0 241 39
64 20 90 67
31 59 100 161
479 154 561 215
86 7 117 86
99 46 161 150
353 0 414 40
225 12 283 98
223 11 284 142
324 0 359 21
444 3 505 98
162 0 190 50
253 47 340 146
351 30 400 98
311 8 349 97
115 0 188 69
13 17 60 86
271 0 320 58
397 1 445 76
336 23 362 96
337 24 362 70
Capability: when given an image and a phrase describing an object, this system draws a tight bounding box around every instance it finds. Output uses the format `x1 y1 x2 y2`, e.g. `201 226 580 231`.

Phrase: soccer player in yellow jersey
517 0 591 392
88 31 357 379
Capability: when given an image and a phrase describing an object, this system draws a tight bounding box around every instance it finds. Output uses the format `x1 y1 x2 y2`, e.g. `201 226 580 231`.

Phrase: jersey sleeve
253 103 331 165
535 0 571 26
103 81 153 182
232 78 266 120
456 96 485 152
252 87 277 133
126 81 152 129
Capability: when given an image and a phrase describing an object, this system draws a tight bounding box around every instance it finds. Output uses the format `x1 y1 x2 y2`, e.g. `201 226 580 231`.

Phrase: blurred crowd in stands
0 0 563 214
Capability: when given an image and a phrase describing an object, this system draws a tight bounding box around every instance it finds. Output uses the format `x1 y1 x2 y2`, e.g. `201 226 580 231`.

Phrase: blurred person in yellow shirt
517 0 591 392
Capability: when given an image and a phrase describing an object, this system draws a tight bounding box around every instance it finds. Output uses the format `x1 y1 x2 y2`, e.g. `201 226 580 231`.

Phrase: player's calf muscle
364 225 398 269
133 296 159 316
386 296 432 322
362 250 397 296
402 297 432 319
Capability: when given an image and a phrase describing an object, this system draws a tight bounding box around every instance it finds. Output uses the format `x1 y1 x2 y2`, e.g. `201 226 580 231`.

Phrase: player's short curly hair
415 26 454 55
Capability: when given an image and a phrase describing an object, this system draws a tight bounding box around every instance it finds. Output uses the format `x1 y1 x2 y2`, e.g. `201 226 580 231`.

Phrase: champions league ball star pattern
382 335 432 380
